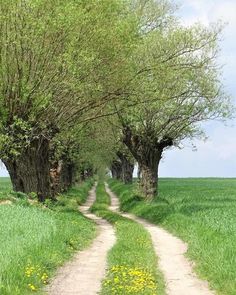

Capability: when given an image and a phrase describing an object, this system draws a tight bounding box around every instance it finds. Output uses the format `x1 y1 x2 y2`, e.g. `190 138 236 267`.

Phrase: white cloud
197 129 236 161
179 0 236 29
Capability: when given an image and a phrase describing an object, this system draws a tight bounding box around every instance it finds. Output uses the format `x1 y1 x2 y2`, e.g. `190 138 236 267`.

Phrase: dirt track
105 183 215 295
47 185 116 295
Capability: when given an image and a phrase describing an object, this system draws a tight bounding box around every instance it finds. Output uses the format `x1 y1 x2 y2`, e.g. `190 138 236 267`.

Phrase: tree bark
116 152 134 184
50 160 70 194
3 137 52 202
111 160 122 180
122 160 134 184
3 160 24 192
122 126 173 200
137 163 141 181
139 151 162 200
60 162 76 191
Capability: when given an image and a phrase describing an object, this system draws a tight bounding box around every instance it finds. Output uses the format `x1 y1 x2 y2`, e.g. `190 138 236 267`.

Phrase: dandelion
28 284 37 291
103 265 157 294
41 272 49 283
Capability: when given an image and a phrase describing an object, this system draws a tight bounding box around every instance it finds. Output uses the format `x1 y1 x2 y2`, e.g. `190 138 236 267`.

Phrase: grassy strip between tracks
90 181 165 295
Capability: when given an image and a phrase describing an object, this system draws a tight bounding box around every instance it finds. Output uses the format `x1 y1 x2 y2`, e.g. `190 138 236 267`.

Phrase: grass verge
108 178 236 295
0 178 96 295
91 182 165 295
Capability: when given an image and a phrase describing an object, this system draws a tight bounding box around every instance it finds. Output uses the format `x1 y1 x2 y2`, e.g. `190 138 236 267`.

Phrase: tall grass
108 178 236 295
0 178 96 294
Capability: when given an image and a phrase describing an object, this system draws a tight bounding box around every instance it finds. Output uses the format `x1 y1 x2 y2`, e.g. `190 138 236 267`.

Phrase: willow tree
0 0 137 200
113 7 232 199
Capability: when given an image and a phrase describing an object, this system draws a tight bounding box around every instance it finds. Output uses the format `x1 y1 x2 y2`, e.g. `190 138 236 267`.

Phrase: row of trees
0 0 232 201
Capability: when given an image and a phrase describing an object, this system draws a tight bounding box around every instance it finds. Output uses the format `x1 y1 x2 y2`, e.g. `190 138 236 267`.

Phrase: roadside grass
0 178 95 204
64 178 95 205
108 178 236 295
0 178 96 295
91 182 165 295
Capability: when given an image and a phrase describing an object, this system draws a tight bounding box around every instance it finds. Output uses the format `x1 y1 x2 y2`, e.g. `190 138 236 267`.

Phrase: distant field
109 178 236 295
0 177 12 200
0 178 96 295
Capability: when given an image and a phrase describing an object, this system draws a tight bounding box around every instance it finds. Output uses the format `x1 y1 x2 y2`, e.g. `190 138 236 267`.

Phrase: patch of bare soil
0 200 12 205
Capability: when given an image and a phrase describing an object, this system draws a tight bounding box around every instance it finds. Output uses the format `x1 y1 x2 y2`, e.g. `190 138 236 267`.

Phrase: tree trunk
50 161 63 194
111 160 122 180
122 126 173 201
117 152 134 184
3 160 25 192
3 137 52 202
122 161 134 184
60 162 76 191
80 169 86 181
139 152 162 200
137 163 141 181
86 167 94 178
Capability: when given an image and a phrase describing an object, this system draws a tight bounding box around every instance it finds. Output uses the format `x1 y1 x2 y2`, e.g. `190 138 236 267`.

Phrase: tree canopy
0 0 232 201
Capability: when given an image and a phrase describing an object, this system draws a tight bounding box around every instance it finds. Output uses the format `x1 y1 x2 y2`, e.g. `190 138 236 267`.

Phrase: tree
113 8 232 199
0 0 138 200
110 149 135 183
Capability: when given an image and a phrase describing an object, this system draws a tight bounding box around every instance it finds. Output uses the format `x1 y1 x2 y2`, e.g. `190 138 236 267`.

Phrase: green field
108 178 236 295
0 177 12 200
0 178 96 295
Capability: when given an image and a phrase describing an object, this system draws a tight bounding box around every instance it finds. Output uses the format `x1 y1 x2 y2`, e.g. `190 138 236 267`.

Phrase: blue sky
160 0 236 177
0 0 236 177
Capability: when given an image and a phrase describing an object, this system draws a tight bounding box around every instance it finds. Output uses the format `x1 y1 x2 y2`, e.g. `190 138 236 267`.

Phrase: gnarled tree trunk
3 160 25 192
139 151 162 200
3 137 52 202
122 126 173 200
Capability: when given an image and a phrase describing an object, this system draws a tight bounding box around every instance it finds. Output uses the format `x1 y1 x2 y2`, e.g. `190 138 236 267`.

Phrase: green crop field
0 177 12 200
0 178 96 295
108 178 236 295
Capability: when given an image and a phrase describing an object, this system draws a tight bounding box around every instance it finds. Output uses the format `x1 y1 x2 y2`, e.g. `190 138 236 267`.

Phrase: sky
0 0 236 177
160 0 236 177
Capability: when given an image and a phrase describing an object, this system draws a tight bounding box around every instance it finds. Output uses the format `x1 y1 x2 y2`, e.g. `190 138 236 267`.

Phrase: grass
64 178 95 205
0 177 13 201
108 178 236 295
91 182 165 295
0 178 96 295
